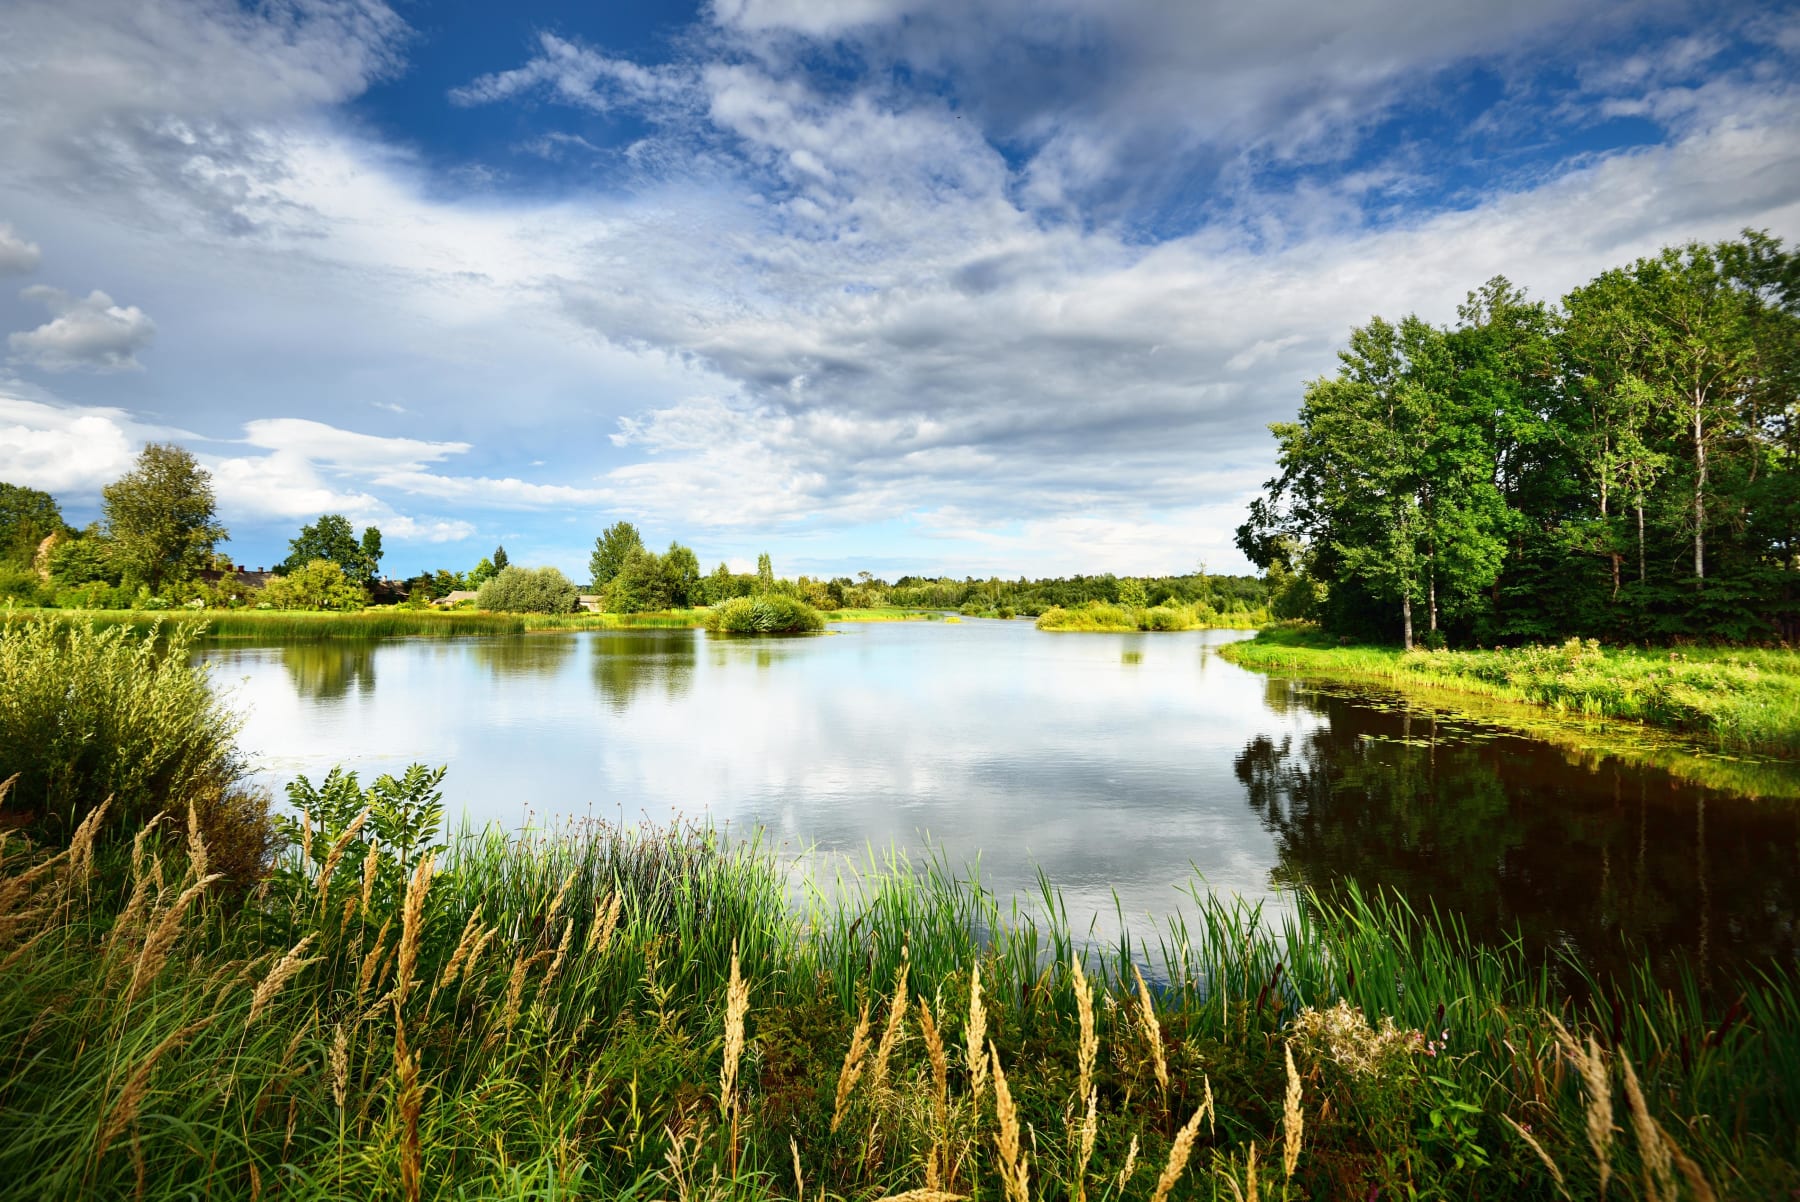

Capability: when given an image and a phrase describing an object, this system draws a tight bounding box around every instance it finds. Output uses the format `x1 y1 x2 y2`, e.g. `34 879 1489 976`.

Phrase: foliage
475 564 578 614
0 481 64 565
704 594 825 634
590 521 644 589
281 514 383 582
0 614 269 873
1239 233 1800 646
491 544 509 571
101 443 229 593
45 529 122 589
261 559 369 612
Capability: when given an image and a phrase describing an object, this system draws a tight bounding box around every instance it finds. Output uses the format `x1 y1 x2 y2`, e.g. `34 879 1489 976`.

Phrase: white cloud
0 393 138 491
8 286 156 372
0 223 40 275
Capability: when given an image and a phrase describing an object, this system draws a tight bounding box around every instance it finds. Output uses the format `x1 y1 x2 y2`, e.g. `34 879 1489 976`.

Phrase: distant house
368 578 409 605
432 590 479 608
199 566 276 592
576 594 602 612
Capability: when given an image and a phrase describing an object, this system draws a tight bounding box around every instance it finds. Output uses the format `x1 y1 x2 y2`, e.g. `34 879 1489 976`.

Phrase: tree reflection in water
591 631 696 713
279 643 376 702
1236 685 1800 993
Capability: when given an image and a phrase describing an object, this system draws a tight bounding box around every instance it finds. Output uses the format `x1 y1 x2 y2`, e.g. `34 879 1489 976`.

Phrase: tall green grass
1036 601 1267 632
22 608 530 640
1224 624 1800 758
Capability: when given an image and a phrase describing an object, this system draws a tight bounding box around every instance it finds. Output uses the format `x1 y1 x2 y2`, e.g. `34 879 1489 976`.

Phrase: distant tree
702 561 737 605
662 542 702 608
261 559 367 611
47 530 121 589
755 552 774 594
102 443 227 593
1117 578 1149 608
0 483 64 566
590 522 643 588
466 557 498 589
476 565 577 614
492 545 509 571
433 568 465 596
282 514 381 580
605 547 671 613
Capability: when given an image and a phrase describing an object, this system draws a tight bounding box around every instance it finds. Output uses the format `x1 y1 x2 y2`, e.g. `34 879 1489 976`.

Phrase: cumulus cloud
0 223 40 275
8 286 156 372
0 393 138 492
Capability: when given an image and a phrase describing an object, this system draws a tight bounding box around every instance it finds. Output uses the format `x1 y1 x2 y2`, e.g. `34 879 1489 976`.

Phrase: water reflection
592 631 696 712
279 643 377 701
470 634 578 679
1236 688 1800 988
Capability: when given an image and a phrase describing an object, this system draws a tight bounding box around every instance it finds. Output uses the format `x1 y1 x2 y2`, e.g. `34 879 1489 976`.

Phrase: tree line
1236 231 1800 647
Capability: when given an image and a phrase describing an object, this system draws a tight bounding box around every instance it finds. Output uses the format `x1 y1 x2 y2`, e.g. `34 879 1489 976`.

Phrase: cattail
719 945 750 1125
96 1018 213 1160
329 1023 349 1110
394 853 435 1007
1132 964 1168 1102
315 809 369 909
1071 955 1096 1105
1282 1041 1304 1180
831 999 874 1133
435 907 486 997
126 873 222 1005
586 891 622 957
185 801 209 885
358 842 380 915
1549 1016 1612 1196
395 1018 422 1202
1502 1114 1564 1190
1148 1100 1206 1202
989 1043 1029 1202
246 934 319 1027
1115 1134 1139 1192
966 962 988 1108
871 952 910 1092
1619 1052 1674 1202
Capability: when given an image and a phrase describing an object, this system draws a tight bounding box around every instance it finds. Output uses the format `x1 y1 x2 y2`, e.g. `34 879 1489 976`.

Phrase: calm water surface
203 620 1800 986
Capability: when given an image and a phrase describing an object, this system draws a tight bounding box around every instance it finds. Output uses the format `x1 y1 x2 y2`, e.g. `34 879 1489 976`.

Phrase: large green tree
102 443 227 593
0 484 64 566
590 522 643 588
282 514 382 581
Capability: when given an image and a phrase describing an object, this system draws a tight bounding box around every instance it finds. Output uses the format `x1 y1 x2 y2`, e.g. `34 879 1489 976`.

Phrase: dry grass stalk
586 891 622 957
358 843 380 915
184 801 209 885
791 1135 804 1200
1115 1134 1139 1193
96 1017 213 1162
966 962 988 1109
490 949 555 1045
1074 1087 1098 1202
246 934 319 1027
540 916 574 994
1246 1140 1259 1202
126 872 222 1005
546 867 577 920
395 1016 423 1202
434 906 485 997
329 1022 349 1110
1548 1015 1613 1196
1502 1114 1565 1192
1618 1051 1675 1202
989 1043 1029 1202
870 1192 968 1201
719 945 750 1126
918 997 951 1187
1282 1041 1304 1180
300 814 312 867
67 796 110 886
871 953 911 1093
1071 954 1097 1105
1662 1126 1717 1202
315 808 369 909
1202 1074 1216 1136
1132 963 1168 1102
394 853 435 1007
831 998 874 1133
1148 1100 1207 1202
356 917 393 1005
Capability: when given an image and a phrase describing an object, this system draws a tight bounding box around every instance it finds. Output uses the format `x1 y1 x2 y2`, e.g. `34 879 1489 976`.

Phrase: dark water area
202 620 1800 991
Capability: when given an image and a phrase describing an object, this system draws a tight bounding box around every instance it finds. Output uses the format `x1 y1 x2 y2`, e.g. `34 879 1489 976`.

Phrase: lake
203 619 1800 988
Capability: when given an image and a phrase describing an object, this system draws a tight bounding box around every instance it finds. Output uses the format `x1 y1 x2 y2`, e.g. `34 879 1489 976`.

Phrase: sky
0 0 1796 582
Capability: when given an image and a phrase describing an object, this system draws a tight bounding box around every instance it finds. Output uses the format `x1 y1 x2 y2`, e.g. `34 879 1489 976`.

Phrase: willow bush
704 595 824 634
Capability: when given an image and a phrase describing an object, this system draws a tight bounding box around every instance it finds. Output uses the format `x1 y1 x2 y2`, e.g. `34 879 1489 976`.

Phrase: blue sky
1 0 1796 581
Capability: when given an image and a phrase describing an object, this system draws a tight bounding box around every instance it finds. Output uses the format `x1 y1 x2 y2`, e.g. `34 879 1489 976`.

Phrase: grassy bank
2 792 1795 1200
1037 601 1266 632
1222 624 1800 759
820 607 942 622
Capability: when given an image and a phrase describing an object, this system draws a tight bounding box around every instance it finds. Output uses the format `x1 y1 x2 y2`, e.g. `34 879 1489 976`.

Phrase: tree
102 443 227 593
475 565 577 614
0 483 64 566
590 522 642 588
466 557 498 589
433 569 465 596
605 547 671 613
282 514 380 581
492 545 509 571
662 542 701 608
755 552 775 594
261 559 367 611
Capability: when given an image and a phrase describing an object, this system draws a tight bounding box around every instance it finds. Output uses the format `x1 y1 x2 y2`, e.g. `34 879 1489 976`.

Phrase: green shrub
259 559 367 611
703 594 824 634
476 565 578 614
0 564 49 607
1139 603 1195 631
0 615 270 879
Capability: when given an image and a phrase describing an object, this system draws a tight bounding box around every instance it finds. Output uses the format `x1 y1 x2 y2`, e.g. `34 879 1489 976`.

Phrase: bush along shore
1036 601 1265 632
4 608 1797 1200
1221 624 1800 759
